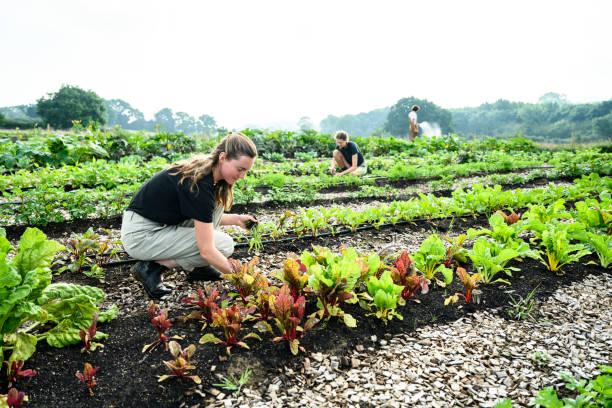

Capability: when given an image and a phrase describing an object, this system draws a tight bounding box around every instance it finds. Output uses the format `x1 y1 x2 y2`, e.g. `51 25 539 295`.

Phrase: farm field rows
1 128 610 407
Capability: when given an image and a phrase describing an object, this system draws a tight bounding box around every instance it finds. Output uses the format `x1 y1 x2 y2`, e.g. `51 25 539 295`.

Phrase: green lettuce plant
413 234 453 286
0 228 117 370
574 196 611 234
582 232 611 268
534 365 612 408
539 223 591 273
302 246 361 327
468 213 522 244
364 271 404 323
522 199 572 237
467 238 520 284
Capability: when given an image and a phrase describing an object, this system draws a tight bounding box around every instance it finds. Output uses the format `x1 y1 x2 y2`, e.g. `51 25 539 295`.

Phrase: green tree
105 99 147 129
298 116 314 131
198 114 217 136
36 85 106 129
384 97 453 137
174 111 198 134
538 92 568 105
594 113 612 140
154 108 176 132
320 107 389 137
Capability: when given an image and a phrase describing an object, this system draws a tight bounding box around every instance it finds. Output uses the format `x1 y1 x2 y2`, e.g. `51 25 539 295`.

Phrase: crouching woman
121 132 257 299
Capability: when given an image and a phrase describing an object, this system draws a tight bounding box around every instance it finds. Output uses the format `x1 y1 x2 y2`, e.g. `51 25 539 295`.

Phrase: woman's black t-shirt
336 141 365 167
127 169 216 225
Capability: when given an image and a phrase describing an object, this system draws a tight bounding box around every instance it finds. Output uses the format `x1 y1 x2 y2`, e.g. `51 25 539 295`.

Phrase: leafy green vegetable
303 246 361 327
414 234 453 286
467 238 520 284
0 228 117 369
538 223 591 273
365 271 404 323
582 232 611 268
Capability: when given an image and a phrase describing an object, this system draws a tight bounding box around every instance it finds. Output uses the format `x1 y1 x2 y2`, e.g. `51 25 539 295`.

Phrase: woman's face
336 139 348 149
219 154 255 185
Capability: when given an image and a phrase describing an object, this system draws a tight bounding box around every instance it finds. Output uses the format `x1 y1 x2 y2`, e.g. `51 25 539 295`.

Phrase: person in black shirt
121 132 258 299
329 131 367 176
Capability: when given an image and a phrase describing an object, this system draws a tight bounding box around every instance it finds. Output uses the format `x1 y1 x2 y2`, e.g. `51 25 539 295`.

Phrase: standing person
121 132 258 299
329 131 367 176
408 105 420 141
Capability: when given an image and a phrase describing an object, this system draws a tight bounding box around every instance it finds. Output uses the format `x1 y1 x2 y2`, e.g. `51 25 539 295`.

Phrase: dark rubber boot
131 261 172 299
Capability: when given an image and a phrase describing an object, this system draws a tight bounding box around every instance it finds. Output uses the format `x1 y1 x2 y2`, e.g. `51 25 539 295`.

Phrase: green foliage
467 238 520 284
37 85 106 129
493 399 513 408
534 365 612 407
0 128 195 172
302 246 361 327
469 213 538 260
573 197 612 235
582 232 611 268
365 271 404 323
507 286 538 320
319 107 389 137
522 200 573 238
468 213 521 244
451 98 612 143
213 368 252 396
538 223 591 272
0 228 116 367
413 234 453 285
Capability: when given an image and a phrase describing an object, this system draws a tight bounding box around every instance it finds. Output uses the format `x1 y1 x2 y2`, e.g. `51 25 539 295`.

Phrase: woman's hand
235 214 258 230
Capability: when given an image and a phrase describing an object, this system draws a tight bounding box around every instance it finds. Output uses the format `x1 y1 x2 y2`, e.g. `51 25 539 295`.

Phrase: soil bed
4 230 609 407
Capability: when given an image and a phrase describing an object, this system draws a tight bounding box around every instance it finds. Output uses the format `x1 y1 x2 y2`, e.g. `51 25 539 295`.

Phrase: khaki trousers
120 207 234 271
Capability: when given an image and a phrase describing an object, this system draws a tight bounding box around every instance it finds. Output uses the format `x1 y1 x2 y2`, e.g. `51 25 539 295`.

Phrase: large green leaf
41 294 99 322
98 304 119 323
45 319 82 348
39 282 105 305
8 332 37 365
0 266 20 289
20 267 52 300
13 228 64 276
0 285 32 318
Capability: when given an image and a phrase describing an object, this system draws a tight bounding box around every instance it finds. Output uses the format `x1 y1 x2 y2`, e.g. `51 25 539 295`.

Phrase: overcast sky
1 0 610 129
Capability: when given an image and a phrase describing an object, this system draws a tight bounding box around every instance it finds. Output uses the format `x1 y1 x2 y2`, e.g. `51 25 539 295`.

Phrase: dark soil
2 219 609 407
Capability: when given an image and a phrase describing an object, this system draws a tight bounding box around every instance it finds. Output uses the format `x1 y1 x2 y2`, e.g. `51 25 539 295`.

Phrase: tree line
1 86 610 142
0 85 218 135
321 93 611 142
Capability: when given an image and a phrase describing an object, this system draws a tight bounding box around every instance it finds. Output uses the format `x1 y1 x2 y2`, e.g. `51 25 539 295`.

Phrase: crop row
0 129 197 173
52 174 610 274
1 125 592 175
236 174 611 249
0 145 573 193
2 147 609 227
